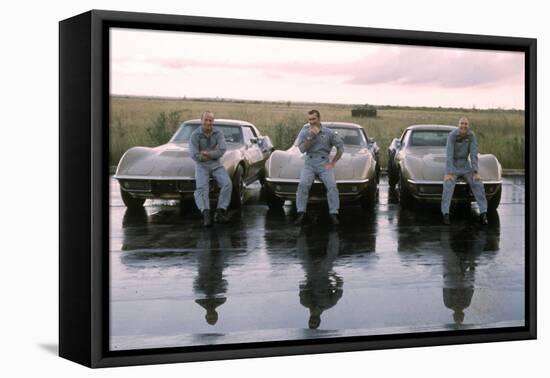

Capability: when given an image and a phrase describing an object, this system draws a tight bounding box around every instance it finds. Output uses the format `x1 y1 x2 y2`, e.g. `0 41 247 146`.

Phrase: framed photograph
59 9 536 368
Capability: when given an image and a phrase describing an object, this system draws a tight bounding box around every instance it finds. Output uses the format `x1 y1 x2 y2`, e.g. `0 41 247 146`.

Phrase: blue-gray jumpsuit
441 128 487 215
189 127 232 211
296 124 344 214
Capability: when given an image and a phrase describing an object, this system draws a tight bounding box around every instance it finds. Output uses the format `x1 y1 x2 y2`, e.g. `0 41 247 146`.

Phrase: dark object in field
351 105 377 118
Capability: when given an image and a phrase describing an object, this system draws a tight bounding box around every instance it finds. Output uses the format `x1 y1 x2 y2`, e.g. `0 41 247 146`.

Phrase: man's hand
444 174 456 181
473 172 482 181
309 126 320 138
324 162 336 170
200 150 211 161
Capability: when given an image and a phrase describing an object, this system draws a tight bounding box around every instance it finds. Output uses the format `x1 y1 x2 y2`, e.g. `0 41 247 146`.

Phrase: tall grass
110 97 525 169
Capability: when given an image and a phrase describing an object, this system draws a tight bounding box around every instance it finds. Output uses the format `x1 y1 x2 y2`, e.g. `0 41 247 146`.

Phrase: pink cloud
257 48 524 88
115 47 524 89
344 47 524 88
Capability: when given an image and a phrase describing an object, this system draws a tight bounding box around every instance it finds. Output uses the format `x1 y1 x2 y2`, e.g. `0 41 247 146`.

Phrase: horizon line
110 94 525 112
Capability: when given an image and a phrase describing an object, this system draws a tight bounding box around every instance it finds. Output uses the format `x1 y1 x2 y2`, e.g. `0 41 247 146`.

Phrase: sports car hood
117 142 239 178
403 147 501 181
267 146 372 180
403 147 447 181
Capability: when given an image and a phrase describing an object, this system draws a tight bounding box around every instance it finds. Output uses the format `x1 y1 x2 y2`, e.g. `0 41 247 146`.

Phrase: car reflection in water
297 229 343 329
397 206 500 326
193 229 231 326
440 220 500 325
263 204 378 331
120 206 248 326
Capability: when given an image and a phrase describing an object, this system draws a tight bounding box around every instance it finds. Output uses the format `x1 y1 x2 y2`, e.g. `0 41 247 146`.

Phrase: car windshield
409 130 451 147
170 123 244 144
293 127 367 146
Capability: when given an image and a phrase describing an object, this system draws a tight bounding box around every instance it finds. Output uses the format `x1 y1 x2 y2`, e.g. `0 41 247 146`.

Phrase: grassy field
110 96 525 169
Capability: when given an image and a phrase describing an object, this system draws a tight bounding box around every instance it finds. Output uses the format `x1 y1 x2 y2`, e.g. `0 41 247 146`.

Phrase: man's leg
296 164 315 213
194 164 210 211
441 175 456 215
318 166 339 214
464 172 488 213
211 166 233 210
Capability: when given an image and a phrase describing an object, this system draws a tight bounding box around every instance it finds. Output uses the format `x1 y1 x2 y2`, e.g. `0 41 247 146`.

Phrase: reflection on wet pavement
110 177 525 350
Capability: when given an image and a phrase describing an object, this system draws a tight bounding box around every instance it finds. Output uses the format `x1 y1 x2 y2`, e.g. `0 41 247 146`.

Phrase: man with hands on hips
441 117 488 226
295 110 344 226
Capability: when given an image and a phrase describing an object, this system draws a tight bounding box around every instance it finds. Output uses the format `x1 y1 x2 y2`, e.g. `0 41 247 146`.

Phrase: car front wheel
120 187 145 209
397 170 414 207
230 165 245 209
261 183 284 210
488 185 502 211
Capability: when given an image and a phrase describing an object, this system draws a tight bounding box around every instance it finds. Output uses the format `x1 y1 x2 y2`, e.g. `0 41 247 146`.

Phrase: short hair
308 109 321 119
201 111 214 120
458 116 469 125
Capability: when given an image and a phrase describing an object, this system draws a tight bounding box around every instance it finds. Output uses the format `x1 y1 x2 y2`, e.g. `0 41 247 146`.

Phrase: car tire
120 187 145 209
179 198 197 213
388 155 398 189
230 165 245 209
258 170 266 186
397 170 414 207
261 183 284 210
361 181 377 211
488 185 502 211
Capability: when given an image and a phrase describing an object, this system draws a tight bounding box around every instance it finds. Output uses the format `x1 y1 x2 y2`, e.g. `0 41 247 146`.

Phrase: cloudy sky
110 28 525 109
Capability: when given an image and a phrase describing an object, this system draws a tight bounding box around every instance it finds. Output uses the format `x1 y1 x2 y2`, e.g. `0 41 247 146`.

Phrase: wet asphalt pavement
109 176 525 350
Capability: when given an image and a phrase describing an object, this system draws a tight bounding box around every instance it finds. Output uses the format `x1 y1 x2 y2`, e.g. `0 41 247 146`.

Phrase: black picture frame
59 9 537 368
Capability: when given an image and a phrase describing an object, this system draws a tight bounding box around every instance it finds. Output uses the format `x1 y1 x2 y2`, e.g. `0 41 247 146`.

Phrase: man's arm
445 132 456 175
207 131 227 160
469 132 479 173
298 129 315 153
189 132 203 162
330 131 344 164
323 131 344 170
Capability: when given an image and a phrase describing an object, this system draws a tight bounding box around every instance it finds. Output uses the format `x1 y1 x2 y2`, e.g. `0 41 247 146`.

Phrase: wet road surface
109 176 525 350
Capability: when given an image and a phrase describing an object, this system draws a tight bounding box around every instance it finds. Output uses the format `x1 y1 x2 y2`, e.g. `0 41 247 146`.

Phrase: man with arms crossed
442 117 488 225
189 111 232 227
295 110 344 226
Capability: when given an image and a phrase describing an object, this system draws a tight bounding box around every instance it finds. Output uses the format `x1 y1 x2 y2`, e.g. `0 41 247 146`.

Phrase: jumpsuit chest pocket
455 141 470 157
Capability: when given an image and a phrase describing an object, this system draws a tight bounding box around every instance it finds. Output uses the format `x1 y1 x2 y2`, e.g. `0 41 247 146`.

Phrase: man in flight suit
441 117 488 225
189 111 232 227
295 110 344 226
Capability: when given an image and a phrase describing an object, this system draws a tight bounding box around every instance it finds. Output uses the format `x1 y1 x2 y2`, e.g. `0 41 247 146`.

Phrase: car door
241 125 264 183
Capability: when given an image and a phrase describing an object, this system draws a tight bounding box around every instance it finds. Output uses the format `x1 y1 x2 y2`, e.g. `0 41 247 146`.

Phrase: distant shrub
146 111 182 145
352 104 377 118
271 119 304 150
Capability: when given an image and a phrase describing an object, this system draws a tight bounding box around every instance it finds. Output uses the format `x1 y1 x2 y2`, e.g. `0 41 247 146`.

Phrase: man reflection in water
193 229 229 325
297 229 343 329
440 221 499 325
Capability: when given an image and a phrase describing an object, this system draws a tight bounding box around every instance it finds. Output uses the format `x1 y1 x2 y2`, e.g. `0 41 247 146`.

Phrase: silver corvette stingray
387 124 502 209
115 119 273 209
262 122 380 210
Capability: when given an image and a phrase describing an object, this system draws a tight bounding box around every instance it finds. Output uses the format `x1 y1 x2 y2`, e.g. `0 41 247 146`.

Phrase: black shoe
202 209 212 227
214 208 230 224
294 212 306 225
443 213 451 225
329 214 340 226
480 212 489 225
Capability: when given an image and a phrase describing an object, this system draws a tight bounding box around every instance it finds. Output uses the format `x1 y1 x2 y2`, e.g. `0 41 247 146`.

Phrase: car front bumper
265 177 372 202
405 178 502 202
115 175 211 200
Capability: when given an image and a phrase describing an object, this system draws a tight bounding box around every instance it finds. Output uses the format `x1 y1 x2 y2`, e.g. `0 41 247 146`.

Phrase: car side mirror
250 137 258 144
